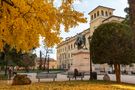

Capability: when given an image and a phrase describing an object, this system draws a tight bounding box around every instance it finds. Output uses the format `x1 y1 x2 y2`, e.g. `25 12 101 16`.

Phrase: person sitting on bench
74 69 79 80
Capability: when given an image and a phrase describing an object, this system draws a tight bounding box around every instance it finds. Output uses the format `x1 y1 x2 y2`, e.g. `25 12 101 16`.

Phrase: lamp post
39 51 42 70
88 36 92 80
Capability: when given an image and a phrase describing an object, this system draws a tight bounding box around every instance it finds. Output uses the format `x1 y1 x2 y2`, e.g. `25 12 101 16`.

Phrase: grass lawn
0 80 135 90
0 74 8 80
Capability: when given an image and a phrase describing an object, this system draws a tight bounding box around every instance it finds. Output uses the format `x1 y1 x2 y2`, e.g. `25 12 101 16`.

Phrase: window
93 26 97 29
97 11 99 16
109 12 112 16
94 13 96 18
71 44 73 49
65 47 66 51
91 15 93 20
105 11 108 16
65 54 66 59
62 54 63 59
68 53 70 58
101 10 104 16
74 43 76 48
68 45 70 50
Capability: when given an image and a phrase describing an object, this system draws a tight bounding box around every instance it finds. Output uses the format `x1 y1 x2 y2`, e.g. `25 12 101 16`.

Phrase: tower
89 6 115 36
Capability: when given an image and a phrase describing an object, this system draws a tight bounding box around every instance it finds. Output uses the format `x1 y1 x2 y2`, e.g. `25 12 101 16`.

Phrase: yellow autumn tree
0 0 86 52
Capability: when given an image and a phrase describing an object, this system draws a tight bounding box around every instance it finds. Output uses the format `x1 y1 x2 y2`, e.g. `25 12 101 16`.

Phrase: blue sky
60 0 128 39
35 0 128 59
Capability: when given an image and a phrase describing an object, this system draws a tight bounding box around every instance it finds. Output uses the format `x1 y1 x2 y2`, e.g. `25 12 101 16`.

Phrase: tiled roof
88 5 115 15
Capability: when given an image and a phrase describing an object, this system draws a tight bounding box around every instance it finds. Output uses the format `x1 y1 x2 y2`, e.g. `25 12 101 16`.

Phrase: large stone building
57 6 126 73
57 29 90 69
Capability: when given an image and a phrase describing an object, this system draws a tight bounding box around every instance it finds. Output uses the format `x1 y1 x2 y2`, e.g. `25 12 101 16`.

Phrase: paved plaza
16 73 135 84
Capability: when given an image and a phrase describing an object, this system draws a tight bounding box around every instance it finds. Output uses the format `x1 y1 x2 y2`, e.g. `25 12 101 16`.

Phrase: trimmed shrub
12 74 31 85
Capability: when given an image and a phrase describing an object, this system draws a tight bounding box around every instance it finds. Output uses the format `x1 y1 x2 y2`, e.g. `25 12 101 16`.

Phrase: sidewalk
4 73 135 84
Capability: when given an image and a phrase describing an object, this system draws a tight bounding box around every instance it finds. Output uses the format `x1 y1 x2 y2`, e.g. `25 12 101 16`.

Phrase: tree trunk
43 57 47 70
128 0 135 48
43 51 48 70
4 54 8 76
114 64 121 83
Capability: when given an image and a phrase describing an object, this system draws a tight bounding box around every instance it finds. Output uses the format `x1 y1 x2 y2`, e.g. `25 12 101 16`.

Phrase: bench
36 72 57 82
67 72 85 81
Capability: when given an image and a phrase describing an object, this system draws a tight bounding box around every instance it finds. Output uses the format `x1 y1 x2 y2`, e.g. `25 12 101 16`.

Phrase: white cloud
73 0 89 11
54 0 62 7
73 0 81 5
82 1 89 9
120 0 128 5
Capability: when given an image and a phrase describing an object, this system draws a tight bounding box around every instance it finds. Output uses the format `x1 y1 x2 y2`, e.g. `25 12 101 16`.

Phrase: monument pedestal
69 49 90 72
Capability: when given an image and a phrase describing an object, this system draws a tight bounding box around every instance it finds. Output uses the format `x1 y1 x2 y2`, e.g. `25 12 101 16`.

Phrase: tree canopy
0 0 86 52
90 22 135 83
90 22 135 65
128 0 135 48
0 45 36 68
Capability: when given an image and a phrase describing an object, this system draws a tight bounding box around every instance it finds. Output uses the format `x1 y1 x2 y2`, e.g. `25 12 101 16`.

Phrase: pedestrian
8 67 12 80
74 69 78 80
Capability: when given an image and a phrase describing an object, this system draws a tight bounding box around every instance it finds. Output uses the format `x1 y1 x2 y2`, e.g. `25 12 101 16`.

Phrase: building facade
57 6 126 73
35 57 57 69
57 29 90 69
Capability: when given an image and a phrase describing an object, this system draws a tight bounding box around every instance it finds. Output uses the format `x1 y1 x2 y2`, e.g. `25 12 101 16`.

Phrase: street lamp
39 51 42 70
88 36 92 80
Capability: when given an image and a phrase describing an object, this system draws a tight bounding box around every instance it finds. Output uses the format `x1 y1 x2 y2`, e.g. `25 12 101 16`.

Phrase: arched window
109 12 112 16
94 13 96 18
68 45 70 50
69 53 70 58
91 15 93 20
97 11 99 16
105 11 108 16
74 42 76 48
101 10 104 16
65 47 66 51
71 44 73 49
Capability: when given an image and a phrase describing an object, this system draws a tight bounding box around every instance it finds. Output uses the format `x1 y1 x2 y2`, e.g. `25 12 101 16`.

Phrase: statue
74 33 87 50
